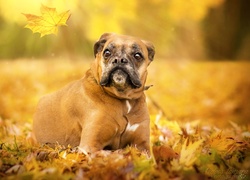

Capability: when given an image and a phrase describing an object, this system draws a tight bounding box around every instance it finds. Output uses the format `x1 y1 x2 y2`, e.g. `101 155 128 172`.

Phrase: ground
0 59 250 179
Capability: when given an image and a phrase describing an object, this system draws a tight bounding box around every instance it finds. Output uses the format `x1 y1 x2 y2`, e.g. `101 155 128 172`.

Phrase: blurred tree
123 0 224 59
0 18 52 59
203 0 250 60
0 0 249 60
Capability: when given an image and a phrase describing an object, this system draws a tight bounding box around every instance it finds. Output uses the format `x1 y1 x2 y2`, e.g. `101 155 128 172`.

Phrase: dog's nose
112 58 128 64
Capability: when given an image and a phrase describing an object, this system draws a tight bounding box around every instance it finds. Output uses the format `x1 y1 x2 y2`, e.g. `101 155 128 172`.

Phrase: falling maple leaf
23 4 71 37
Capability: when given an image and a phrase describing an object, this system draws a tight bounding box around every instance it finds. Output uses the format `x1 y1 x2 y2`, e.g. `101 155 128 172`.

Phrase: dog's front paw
78 145 101 155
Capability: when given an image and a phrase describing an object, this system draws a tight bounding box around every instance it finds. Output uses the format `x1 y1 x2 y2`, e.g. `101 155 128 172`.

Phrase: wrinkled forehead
104 36 146 52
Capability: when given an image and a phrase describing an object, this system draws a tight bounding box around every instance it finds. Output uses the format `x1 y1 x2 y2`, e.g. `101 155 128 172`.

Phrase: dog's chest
125 100 132 114
122 100 140 132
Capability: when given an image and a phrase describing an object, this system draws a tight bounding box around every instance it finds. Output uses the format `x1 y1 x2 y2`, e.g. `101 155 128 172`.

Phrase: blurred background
0 0 250 60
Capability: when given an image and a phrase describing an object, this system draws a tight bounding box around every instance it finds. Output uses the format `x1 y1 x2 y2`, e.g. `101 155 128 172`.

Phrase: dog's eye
103 49 111 59
134 53 143 60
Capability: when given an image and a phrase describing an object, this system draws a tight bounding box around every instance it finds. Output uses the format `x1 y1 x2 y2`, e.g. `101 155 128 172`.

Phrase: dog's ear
142 40 155 61
94 33 114 57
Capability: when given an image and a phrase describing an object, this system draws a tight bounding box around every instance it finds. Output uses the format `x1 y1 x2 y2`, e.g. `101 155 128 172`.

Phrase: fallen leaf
23 4 71 37
209 131 236 153
153 145 179 163
6 164 25 174
179 139 204 167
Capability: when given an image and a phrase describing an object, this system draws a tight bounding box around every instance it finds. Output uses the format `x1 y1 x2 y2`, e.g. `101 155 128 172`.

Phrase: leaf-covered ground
0 59 250 179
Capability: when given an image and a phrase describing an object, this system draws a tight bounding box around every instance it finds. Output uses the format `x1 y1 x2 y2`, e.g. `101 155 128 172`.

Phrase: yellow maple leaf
179 138 204 167
23 4 71 37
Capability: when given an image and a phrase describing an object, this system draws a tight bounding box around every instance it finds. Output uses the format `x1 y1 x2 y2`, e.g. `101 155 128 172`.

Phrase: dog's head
93 33 155 99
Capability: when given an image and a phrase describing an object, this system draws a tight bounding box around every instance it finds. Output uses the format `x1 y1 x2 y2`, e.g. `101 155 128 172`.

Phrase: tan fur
33 33 155 153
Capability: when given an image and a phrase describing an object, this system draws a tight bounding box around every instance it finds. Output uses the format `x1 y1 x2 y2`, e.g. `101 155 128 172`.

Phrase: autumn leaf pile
0 59 250 179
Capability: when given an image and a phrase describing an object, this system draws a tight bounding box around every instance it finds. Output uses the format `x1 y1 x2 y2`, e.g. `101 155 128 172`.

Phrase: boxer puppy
33 33 155 153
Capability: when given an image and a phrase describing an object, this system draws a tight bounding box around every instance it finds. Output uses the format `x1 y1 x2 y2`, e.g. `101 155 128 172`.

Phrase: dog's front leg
131 119 150 152
78 116 120 154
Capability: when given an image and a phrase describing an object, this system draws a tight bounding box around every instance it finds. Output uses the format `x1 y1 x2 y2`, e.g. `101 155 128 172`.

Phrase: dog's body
33 33 155 153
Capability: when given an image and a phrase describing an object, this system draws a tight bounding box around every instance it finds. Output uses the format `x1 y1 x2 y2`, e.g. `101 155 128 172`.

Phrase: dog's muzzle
100 64 142 90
